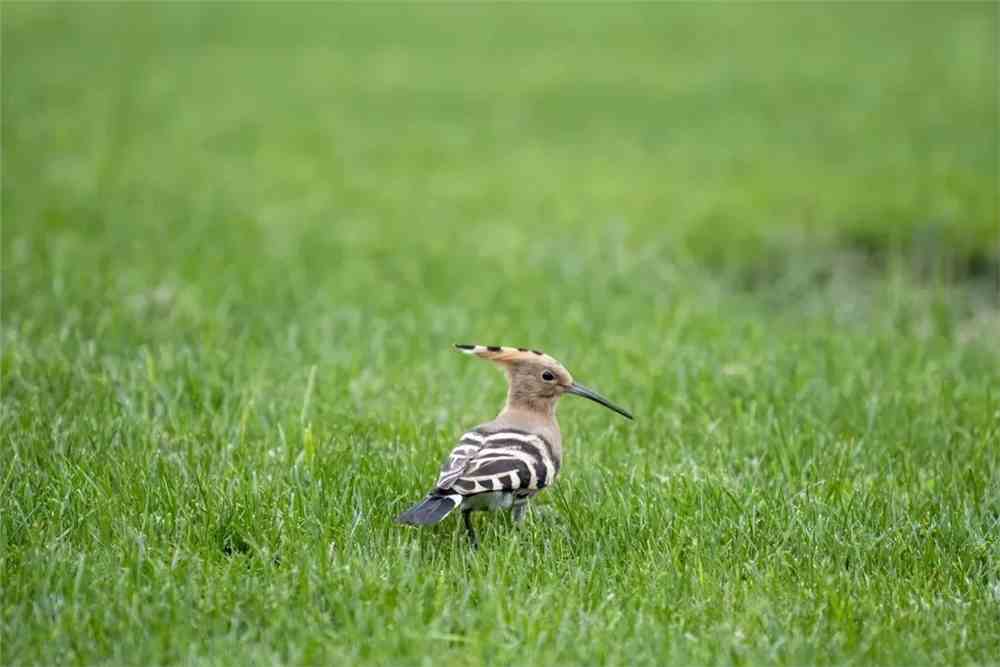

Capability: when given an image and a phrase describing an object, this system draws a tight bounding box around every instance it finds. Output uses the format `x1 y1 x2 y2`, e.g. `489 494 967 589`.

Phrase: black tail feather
396 493 461 525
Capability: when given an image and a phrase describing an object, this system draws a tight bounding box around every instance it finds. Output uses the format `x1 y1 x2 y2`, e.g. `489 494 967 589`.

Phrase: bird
396 344 633 547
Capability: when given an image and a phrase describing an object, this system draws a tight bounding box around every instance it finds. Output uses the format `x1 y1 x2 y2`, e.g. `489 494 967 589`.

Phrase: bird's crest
454 344 562 368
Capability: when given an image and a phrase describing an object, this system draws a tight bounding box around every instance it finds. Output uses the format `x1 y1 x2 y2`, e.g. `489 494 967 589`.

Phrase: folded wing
441 431 558 496
435 431 486 489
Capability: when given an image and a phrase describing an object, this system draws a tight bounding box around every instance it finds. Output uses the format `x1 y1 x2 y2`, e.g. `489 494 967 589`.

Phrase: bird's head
455 344 633 420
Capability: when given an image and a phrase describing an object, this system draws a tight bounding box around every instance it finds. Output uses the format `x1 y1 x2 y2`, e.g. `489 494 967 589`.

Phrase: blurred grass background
3 3 999 666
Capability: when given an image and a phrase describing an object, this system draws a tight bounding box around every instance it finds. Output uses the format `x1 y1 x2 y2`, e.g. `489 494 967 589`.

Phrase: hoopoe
396 344 633 547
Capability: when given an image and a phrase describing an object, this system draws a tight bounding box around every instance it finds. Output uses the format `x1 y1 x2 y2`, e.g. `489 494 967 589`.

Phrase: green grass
3 3 999 665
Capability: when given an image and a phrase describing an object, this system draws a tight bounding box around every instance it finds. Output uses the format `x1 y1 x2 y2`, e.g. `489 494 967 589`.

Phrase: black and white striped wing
451 432 559 496
434 431 486 490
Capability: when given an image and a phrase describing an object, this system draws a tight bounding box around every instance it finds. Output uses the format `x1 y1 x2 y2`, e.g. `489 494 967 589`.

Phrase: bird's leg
462 511 478 549
511 498 528 524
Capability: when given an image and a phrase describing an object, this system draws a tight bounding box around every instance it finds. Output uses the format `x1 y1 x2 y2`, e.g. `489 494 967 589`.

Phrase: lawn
2 3 999 665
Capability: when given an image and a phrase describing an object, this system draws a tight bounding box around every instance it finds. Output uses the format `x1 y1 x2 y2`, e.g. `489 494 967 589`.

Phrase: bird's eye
542 370 556 382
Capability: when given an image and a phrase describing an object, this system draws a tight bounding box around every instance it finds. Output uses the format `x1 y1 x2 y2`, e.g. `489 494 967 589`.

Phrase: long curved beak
566 383 633 420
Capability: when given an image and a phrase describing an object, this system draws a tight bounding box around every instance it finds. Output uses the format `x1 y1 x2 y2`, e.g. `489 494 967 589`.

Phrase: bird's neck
495 402 562 458
502 389 558 420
